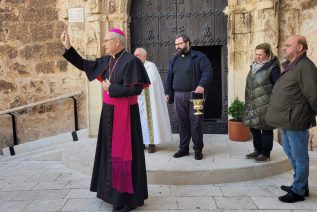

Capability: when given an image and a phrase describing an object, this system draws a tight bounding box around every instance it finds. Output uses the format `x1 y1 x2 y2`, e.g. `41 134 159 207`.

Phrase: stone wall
0 0 87 149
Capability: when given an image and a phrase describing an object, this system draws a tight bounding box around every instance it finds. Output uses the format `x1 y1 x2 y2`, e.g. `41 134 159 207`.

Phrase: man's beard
176 47 188 55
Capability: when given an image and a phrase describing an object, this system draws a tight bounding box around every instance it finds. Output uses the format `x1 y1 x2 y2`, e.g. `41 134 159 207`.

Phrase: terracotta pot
228 119 250 141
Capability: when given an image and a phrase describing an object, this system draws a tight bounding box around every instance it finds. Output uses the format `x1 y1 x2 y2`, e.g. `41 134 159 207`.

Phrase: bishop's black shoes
112 205 137 212
173 149 189 158
279 190 305 203
281 185 309 197
124 206 137 212
112 206 125 212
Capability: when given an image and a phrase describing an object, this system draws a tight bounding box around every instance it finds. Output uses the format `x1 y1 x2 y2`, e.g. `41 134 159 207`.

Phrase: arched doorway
130 0 228 134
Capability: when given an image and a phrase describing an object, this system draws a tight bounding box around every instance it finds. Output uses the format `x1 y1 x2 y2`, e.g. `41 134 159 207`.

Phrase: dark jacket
265 53 317 130
164 49 212 104
243 56 280 130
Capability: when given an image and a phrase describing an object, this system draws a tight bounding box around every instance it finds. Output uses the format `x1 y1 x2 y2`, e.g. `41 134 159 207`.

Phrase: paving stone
0 191 20 201
61 198 103 211
0 200 31 212
170 185 223 197
65 180 91 189
141 197 178 210
56 172 89 181
32 181 69 190
14 189 70 200
220 186 276 197
148 185 170 197
65 188 97 199
23 199 67 211
26 171 61 182
175 196 217 210
214 197 257 210
1 182 38 191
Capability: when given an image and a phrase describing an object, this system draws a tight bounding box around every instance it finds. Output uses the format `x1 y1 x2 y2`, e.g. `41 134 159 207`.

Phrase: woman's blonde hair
255 43 273 59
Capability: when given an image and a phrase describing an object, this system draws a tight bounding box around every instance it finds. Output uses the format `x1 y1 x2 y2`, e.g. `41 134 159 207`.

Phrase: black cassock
63 47 150 207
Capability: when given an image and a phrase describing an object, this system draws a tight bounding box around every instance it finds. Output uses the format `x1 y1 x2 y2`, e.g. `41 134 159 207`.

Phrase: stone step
2 133 291 185
60 134 291 185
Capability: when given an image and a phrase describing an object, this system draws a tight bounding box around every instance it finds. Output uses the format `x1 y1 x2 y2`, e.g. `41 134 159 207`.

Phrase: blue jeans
282 129 309 196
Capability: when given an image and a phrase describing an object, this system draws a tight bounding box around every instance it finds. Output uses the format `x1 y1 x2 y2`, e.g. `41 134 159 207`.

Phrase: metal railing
0 91 83 156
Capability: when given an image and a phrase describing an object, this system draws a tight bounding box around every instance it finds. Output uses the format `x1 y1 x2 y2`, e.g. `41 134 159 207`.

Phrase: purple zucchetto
109 28 125 37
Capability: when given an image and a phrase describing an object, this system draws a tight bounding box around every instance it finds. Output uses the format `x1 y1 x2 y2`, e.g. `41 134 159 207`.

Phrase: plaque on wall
68 8 85 23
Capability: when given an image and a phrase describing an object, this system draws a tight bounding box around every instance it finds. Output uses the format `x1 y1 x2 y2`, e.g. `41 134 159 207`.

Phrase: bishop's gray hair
109 32 126 47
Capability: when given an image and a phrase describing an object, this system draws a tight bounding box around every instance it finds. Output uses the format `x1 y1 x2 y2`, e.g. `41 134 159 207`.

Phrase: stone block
30 23 54 42
22 6 58 22
5 0 24 4
0 45 17 59
20 80 44 95
0 12 18 22
0 80 16 94
36 61 55 74
57 60 68 72
19 44 46 59
28 0 56 8
46 42 65 57
8 62 31 78
4 22 30 43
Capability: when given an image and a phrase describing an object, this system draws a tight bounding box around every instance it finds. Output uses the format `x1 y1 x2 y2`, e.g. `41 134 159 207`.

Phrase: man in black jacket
266 35 317 203
164 34 211 160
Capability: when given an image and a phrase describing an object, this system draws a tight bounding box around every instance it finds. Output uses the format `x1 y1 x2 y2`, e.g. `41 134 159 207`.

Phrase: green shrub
228 97 245 121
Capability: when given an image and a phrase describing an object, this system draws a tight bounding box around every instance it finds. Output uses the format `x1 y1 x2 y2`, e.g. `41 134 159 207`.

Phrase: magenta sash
103 91 137 194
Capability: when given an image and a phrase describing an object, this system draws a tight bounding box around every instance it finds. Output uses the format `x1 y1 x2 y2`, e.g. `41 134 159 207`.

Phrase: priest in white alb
134 47 172 153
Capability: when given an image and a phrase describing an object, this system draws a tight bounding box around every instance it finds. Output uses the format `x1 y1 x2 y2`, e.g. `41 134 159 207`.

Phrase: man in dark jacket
164 34 211 160
265 35 317 203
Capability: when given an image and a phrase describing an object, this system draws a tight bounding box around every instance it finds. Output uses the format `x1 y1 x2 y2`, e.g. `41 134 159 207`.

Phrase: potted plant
228 97 250 141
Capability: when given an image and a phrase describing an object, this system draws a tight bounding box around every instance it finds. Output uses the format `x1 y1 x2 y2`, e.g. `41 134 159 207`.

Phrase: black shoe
254 154 270 162
281 185 309 197
123 205 137 212
173 149 189 158
194 151 203 160
148 144 156 153
279 190 305 203
246 151 260 159
112 206 125 212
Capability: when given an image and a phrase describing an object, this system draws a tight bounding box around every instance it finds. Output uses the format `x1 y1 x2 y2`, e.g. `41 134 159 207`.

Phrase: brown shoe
148 144 156 153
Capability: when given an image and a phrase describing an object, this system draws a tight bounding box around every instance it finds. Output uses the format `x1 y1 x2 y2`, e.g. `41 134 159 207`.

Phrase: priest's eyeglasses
175 41 185 46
